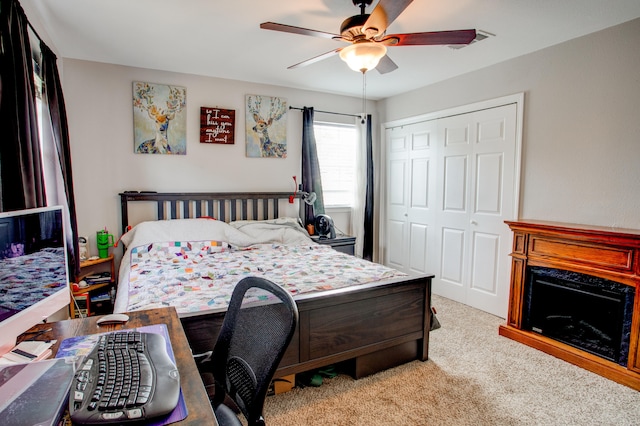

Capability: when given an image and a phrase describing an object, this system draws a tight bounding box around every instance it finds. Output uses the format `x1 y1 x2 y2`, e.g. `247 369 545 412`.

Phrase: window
314 122 357 207
32 49 61 204
31 37 57 202
33 58 57 202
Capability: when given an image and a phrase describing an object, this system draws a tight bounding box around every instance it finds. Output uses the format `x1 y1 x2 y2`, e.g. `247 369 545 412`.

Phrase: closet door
384 121 437 275
434 104 517 317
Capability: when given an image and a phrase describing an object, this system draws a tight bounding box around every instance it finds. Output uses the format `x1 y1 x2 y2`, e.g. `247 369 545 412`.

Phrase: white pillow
229 217 305 230
120 218 231 248
229 217 312 245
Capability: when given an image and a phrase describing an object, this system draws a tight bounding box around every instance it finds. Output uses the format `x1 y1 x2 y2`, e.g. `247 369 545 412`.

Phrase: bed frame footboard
182 275 432 379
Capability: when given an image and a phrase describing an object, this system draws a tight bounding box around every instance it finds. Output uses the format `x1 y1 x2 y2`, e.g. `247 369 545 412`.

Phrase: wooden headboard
119 191 301 234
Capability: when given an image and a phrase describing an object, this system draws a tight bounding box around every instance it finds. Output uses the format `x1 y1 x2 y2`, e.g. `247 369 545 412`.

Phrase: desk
19 307 218 425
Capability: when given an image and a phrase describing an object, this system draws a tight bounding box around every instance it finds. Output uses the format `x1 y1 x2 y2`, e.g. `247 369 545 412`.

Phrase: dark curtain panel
301 107 325 225
0 0 45 211
41 42 80 277
363 114 374 261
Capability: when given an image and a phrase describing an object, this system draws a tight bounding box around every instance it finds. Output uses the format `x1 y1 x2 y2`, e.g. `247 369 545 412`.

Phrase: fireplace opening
523 267 634 366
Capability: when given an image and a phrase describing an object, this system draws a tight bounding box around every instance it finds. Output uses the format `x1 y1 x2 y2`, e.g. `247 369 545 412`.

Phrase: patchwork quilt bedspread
125 241 406 315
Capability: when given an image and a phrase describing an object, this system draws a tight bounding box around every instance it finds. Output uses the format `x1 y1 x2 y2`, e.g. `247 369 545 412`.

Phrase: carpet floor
263 294 640 425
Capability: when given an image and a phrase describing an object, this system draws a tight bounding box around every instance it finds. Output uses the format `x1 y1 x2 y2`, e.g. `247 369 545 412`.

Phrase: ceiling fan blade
376 54 398 74
260 22 340 40
380 29 477 46
287 48 342 70
364 0 414 37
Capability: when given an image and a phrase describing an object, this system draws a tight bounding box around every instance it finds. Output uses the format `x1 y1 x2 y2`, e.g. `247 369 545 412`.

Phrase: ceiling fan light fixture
339 42 387 73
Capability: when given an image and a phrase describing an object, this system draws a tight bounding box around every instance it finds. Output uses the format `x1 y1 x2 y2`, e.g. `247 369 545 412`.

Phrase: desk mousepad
56 324 188 425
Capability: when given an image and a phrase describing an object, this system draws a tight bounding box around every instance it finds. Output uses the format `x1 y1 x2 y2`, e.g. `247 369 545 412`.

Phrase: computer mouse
96 313 130 325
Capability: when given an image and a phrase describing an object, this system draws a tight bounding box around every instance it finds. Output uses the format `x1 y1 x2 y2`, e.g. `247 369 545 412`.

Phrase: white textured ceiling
23 0 640 100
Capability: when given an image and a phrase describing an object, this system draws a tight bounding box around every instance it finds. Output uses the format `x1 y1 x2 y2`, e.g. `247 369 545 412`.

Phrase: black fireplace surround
523 267 635 366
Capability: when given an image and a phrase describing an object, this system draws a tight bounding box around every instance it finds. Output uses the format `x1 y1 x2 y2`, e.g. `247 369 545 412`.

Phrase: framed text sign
200 107 235 144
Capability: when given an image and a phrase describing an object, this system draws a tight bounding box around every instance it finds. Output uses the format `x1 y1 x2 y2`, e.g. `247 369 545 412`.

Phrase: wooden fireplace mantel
499 220 640 391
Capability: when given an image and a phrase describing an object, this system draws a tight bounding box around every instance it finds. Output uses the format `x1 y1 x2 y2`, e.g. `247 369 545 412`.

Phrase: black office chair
209 276 299 426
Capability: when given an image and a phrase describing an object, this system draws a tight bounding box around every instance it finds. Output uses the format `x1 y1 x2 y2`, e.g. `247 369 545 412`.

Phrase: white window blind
314 122 357 207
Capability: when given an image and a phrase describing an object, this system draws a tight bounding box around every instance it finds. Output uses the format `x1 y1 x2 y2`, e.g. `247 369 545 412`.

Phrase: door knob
470 220 478 225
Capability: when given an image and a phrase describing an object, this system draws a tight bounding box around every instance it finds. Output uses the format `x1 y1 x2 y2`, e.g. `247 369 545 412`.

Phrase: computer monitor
0 206 70 357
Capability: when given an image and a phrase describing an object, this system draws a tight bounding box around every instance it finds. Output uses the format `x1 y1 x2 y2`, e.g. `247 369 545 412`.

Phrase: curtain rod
21 3 48 48
27 21 42 43
288 106 361 119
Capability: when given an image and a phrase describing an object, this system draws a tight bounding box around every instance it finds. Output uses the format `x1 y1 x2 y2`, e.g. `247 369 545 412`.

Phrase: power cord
332 223 347 237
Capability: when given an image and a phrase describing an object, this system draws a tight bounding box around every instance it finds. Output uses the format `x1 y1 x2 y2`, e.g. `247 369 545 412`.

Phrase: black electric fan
315 214 336 239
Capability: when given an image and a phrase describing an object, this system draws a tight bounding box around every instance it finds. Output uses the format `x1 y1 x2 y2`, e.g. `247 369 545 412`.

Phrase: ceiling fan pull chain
361 71 367 124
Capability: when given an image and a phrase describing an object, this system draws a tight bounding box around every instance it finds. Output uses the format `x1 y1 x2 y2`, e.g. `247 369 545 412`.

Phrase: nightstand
311 235 356 256
71 255 116 318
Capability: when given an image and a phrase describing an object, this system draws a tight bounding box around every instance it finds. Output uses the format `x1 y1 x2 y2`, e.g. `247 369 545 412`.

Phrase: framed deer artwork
133 81 187 155
245 94 287 158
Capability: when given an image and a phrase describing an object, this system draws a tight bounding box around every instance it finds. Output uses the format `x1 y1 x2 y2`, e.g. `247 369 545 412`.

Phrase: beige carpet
263 295 640 425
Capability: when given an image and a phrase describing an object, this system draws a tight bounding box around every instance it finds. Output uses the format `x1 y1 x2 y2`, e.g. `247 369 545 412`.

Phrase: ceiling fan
260 0 477 74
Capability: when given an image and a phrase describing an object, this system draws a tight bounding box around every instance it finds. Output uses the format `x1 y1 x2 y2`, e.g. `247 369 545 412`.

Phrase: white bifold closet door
385 120 438 277
385 103 518 318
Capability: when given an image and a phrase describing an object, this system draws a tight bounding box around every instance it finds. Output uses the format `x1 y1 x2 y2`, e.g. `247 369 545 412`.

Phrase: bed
118 191 433 379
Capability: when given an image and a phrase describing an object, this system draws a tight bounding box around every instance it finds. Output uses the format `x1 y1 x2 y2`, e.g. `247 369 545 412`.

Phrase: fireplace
523 267 634 366
500 220 640 391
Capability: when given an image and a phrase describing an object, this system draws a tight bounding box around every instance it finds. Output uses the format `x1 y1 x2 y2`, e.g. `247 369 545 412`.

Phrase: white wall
62 59 370 257
27 6 640 262
380 18 640 230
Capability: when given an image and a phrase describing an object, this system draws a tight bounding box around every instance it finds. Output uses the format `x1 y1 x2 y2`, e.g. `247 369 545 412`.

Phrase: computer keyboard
69 331 180 425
